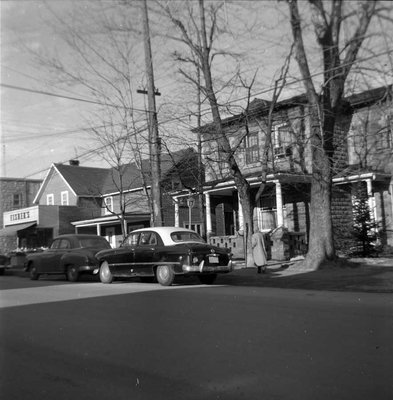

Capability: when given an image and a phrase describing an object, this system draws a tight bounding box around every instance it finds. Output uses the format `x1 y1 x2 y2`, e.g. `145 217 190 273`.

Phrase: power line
0 83 149 114
8 48 393 178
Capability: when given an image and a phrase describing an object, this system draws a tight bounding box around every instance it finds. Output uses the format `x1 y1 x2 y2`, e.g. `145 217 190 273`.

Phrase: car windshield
171 231 205 243
79 238 111 249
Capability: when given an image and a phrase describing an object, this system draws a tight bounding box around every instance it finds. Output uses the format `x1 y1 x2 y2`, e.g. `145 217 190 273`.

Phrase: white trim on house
46 193 54 205
61 190 69 206
33 163 78 204
104 196 113 214
103 185 151 197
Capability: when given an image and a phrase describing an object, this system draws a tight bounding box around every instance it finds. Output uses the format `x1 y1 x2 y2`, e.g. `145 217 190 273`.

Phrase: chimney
69 159 80 166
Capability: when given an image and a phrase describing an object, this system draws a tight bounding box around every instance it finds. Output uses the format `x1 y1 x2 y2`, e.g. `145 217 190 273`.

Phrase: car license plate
208 255 219 264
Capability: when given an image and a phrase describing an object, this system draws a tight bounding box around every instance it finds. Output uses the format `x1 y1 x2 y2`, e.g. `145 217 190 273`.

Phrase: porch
203 173 311 261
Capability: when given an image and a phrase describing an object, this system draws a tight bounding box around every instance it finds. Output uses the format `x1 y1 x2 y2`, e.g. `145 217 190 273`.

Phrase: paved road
1 276 392 399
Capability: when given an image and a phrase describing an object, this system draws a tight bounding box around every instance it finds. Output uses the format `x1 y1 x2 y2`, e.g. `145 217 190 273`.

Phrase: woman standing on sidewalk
252 230 267 274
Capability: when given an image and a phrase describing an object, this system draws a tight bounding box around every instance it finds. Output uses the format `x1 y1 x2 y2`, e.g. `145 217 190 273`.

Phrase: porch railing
209 231 307 261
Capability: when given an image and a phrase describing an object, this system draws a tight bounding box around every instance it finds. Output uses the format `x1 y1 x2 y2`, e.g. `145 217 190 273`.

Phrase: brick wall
0 178 42 228
331 184 356 252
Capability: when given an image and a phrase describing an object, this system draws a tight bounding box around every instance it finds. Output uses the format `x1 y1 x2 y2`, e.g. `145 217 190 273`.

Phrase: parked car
96 227 233 286
25 234 111 282
0 254 10 276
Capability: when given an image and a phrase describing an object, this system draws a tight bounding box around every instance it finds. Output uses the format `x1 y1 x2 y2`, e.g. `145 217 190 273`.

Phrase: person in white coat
251 230 267 274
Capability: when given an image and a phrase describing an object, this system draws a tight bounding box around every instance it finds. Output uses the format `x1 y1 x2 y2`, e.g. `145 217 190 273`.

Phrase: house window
244 131 259 164
260 208 277 230
104 197 113 214
183 223 202 235
12 193 22 207
376 118 392 150
47 194 54 205
274 124 291 158
61 191 69 205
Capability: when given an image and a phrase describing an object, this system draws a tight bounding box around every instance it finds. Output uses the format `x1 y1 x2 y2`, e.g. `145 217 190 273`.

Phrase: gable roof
102 148 196 195
34 148 197 202
54 163 110 196
33 163 110 203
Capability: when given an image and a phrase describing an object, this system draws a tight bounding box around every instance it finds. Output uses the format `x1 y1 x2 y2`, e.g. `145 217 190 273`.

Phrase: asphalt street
1 276 392 400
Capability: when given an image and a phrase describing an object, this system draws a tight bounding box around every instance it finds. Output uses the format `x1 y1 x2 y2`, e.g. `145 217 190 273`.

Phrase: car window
123 232 139 247
149 233 158 245
171 231 205 243
79 238 111 249
139 232 152 246
58 239 71 249
50 239 61 249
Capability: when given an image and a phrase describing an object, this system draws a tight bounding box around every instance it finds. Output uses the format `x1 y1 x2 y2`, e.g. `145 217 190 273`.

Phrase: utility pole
141 0 163 227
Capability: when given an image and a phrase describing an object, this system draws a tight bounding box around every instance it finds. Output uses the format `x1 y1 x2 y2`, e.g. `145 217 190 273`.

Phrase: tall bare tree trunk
198 0 254 266
288 0 377 269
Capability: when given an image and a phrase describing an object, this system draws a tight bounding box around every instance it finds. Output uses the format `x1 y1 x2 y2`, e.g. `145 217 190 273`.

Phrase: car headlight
192 256 199 264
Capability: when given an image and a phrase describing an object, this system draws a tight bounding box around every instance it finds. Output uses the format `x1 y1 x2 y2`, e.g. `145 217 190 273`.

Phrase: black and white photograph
1 1 393 399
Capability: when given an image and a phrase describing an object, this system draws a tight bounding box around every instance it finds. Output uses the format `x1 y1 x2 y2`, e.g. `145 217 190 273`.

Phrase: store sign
3 206 38 226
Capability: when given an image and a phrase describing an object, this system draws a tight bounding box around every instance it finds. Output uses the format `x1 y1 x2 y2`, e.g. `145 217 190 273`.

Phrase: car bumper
182 260 233 273
79 265 99 274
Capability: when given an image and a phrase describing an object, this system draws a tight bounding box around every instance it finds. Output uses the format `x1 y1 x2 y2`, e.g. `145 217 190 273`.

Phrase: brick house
0 177 42 253
195 85 392 260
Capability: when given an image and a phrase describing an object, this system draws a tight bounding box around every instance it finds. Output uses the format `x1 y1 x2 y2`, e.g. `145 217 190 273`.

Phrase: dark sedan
96 227 233 286
25 234 111 282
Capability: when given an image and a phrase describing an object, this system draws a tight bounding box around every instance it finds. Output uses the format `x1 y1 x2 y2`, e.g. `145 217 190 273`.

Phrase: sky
1 0 392 180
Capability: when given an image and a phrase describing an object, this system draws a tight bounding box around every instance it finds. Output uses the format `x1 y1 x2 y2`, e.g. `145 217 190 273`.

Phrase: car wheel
198 274 217 285
29 265 39 280
99 261 113 284
156 265 175 286
67 265 79 282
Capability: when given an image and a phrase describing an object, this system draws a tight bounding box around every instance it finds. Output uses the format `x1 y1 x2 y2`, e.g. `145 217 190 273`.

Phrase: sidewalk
222 257 393 293
3 257 393 293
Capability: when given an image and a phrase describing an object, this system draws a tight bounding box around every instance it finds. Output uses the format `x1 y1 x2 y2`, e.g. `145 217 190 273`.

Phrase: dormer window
104 197 113 214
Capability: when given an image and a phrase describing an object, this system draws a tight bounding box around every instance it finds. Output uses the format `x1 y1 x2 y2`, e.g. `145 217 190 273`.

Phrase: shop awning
0 222 37 237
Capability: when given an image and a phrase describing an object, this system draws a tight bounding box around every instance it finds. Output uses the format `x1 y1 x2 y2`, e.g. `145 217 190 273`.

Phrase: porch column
390 180 393 232
366 178 377 223
174 199 180 227
205 193 213 238
275 180 284 227
238 192 244 232
96 223 101 236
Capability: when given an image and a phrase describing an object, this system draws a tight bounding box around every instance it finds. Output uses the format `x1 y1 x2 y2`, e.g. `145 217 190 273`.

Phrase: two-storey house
196 85 392 259
72 148 202 247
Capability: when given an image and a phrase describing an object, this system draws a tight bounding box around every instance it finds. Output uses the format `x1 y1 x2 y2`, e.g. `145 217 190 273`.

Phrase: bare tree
159 0 291 266
25 1 157 237
287 0 381 269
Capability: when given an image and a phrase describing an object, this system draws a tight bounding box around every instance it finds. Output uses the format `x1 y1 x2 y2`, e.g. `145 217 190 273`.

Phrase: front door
105 227 116 248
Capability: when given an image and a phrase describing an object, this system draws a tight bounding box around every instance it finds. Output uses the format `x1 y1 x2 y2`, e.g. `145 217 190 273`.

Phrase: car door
133 231 158 275
39 238 61 273
106 232 137 275
42 238 72 273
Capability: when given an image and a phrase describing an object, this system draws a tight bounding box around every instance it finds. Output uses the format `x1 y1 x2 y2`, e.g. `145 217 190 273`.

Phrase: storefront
0 206 56 254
